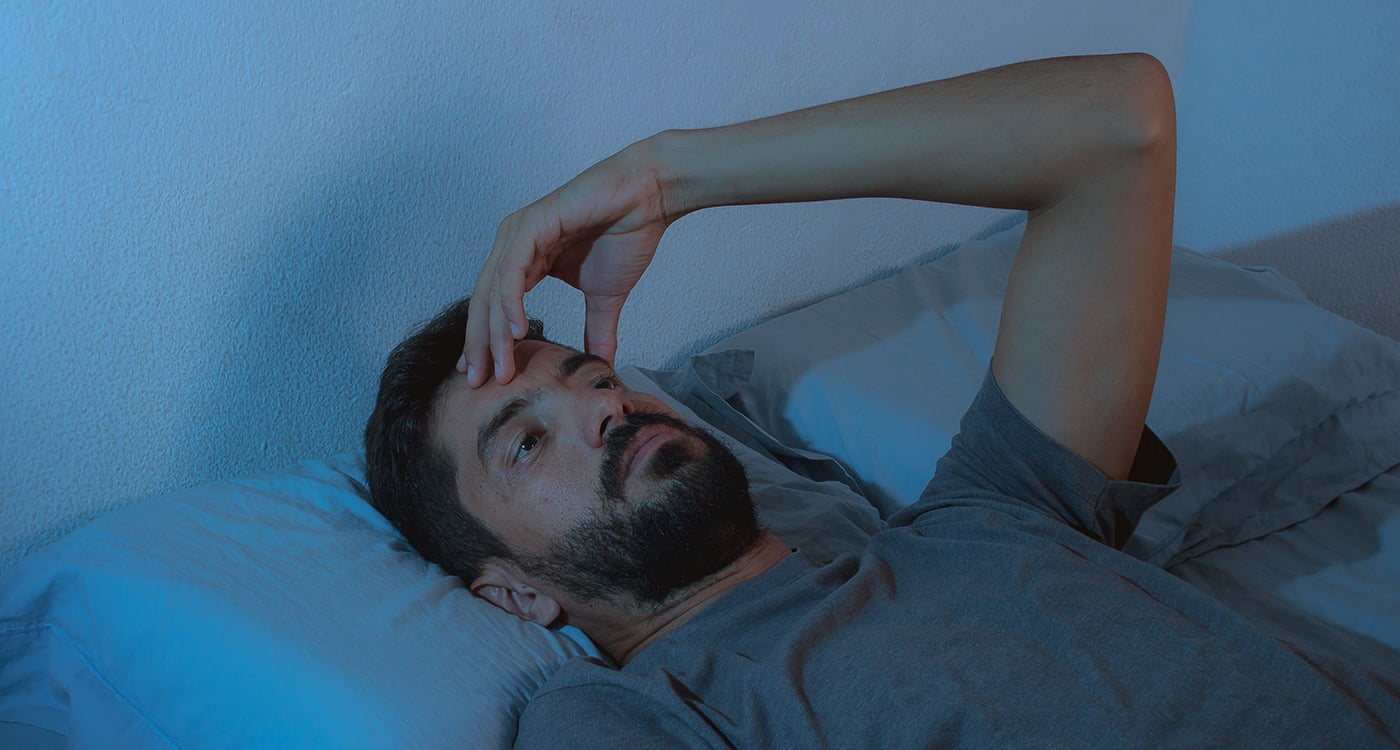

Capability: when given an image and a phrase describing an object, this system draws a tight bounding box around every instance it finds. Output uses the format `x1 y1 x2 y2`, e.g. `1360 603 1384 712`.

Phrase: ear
469 564 563 628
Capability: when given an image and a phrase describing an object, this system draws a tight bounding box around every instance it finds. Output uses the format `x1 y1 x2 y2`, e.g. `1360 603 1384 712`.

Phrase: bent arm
645 53 1176 479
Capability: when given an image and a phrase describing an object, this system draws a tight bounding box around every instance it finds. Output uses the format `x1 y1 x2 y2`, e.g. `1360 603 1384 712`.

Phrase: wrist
629 128 708 224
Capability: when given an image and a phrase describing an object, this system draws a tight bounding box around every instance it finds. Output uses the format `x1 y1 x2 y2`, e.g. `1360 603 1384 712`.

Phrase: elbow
1115 53 1177 155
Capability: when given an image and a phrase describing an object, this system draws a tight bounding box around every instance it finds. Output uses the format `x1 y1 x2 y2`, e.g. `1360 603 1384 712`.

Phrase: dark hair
364 297 550 584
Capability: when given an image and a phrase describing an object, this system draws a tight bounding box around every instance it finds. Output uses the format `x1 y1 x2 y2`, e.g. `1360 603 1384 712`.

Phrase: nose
580 387 636 449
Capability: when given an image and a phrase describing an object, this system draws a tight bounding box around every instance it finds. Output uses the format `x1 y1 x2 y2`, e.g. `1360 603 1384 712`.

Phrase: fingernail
466 364 476 384
511 321 523 339
457 354 468 372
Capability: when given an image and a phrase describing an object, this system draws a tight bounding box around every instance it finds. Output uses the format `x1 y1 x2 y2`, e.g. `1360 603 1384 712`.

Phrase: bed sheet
1169 460 1400 688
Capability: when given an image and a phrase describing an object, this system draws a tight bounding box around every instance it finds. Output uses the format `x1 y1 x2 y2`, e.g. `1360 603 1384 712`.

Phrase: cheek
530 469 597 521
493 471 598 552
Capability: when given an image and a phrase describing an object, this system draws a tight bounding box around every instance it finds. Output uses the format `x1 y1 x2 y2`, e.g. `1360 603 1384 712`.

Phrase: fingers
460 229 511 387
583 295 625 367
460 274 495 387
489 285 518 384
497 257 530 347
460 214 541 388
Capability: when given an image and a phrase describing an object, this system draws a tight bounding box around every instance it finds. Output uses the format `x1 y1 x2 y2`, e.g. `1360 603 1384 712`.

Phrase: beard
509 412 764 612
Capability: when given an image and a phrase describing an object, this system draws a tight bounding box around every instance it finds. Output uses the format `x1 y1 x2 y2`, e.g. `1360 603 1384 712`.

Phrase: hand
460 138 677 387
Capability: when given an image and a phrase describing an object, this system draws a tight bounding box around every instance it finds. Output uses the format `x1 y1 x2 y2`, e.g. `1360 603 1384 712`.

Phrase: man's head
365 297 765 625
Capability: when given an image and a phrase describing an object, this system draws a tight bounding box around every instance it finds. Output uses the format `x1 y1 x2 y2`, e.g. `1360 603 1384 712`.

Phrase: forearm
644 53 1172 219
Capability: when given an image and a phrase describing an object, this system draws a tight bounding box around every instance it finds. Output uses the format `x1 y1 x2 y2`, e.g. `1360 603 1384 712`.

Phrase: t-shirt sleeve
888 365 1181 549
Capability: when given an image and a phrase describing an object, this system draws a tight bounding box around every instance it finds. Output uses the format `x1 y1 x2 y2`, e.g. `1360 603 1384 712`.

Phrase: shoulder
889 365 1179 548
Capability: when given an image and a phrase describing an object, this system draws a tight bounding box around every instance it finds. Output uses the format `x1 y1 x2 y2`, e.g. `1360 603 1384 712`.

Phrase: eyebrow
475 352 612 468
477 395 532 469
557 351 610 380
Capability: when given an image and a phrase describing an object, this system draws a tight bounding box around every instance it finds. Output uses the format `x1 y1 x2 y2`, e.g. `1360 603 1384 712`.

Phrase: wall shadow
184 92 504 487
1214 202 1400 342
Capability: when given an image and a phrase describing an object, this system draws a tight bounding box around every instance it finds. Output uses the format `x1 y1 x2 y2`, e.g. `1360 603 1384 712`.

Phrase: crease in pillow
1161 386 1400 567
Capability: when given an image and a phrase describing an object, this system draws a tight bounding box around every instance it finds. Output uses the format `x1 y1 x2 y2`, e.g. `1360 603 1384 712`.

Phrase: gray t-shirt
515 367 1400 748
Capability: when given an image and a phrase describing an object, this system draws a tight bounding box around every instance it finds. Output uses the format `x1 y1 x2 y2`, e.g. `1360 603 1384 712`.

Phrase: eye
593 375 620 390
513 433 541 464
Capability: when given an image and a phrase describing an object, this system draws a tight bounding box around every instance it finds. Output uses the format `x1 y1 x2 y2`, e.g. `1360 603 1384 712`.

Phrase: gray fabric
1169 461 1400 687
676 221 1400 570
515 367 1400 749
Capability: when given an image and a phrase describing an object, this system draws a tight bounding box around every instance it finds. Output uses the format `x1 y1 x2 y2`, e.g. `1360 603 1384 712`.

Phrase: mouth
621 424 672 483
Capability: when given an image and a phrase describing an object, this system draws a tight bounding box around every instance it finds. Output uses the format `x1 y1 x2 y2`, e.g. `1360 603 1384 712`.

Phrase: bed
4 219 1398 748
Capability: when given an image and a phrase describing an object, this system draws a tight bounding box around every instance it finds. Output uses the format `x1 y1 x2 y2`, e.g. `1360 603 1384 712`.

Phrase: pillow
0 376 880 748
672 220 1400 567
0 453 600 749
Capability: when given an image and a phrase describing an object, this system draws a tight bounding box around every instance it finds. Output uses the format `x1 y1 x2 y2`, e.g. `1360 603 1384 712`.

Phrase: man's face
434 339 762 610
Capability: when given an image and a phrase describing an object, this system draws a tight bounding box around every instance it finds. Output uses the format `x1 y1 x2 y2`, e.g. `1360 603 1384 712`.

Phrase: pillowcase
0 453 600 749
672 220 1400 567
0 372 880 748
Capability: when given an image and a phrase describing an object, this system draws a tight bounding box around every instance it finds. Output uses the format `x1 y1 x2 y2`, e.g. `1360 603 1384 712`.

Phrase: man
366 54 1399 746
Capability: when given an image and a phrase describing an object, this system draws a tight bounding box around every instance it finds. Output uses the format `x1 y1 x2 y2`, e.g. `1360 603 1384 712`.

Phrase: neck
588 532 792 665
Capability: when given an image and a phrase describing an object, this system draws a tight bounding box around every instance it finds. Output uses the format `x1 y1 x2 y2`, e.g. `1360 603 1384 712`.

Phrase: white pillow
678 221 1400 567
0 376 881 747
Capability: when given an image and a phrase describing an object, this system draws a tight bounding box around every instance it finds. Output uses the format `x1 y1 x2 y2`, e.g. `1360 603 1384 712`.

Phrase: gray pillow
656 221 1400 567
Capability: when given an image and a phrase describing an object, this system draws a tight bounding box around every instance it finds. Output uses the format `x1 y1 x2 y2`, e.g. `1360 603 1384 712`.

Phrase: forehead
433 339 585 455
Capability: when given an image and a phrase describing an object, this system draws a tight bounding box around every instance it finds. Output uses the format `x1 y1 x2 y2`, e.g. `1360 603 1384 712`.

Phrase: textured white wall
1173 0 1400 252
0 1 1190 569
1171 0 1400 341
